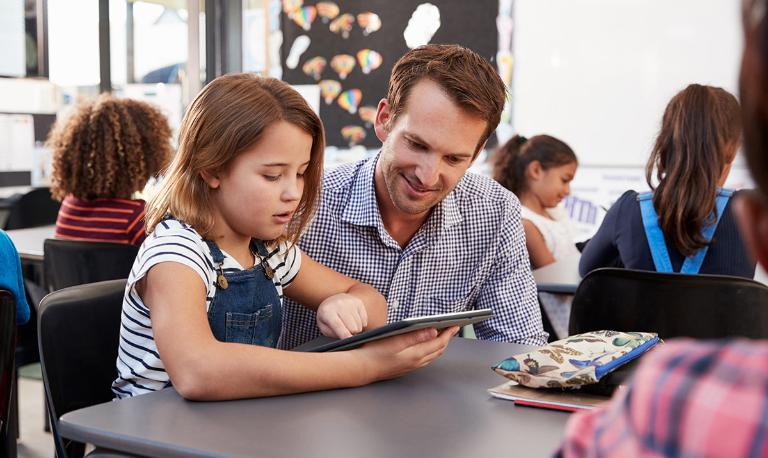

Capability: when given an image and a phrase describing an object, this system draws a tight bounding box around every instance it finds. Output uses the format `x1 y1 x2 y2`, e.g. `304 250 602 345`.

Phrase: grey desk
5 225 54 262
533 254 582 294
60 338 570 458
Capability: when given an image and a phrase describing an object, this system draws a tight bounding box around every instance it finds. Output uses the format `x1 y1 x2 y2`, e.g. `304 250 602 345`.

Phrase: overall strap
638 192 674 273
638 189 733 274
679 189 732 273
204 239 226 264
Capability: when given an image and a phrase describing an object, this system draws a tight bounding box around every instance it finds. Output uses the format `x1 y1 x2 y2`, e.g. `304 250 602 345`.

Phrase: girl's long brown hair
646 84 741 257
145 74 324 244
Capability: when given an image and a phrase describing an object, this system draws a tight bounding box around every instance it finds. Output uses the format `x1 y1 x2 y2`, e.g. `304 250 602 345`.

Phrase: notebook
488 381 611 412
293 308 494 352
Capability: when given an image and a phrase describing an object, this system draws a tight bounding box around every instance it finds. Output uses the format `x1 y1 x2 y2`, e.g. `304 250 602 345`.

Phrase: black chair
569 268 768 339
43 239 139 292
38 279 126 458
0 290 16 458
2 188 60 231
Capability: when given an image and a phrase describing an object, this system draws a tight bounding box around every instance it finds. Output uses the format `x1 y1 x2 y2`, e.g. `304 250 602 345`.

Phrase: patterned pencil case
492 330 661 389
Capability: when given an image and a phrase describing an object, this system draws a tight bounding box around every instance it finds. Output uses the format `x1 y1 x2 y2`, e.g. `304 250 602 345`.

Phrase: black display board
280 1 499 148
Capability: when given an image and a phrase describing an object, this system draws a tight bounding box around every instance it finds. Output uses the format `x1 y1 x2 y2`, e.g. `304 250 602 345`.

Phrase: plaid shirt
278 154 546 349
558 339 768 458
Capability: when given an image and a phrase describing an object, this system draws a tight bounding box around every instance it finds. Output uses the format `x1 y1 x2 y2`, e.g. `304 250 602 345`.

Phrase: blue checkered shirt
278 154 547 349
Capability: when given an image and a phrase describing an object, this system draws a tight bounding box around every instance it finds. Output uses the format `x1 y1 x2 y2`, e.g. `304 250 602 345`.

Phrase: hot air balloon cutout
319 80 342 104
356 12 382 36
302 56 326 81
341 125 366 146
282 0 303 18
356 49 383 74
358 106 377 126
330 13 355 39
330 54 356 80
316 2 340 23
337 89 362 114
292 5 317 31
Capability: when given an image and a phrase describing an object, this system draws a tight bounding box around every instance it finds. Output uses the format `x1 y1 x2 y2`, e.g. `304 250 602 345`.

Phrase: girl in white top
113 74 456 400
493 134 579 268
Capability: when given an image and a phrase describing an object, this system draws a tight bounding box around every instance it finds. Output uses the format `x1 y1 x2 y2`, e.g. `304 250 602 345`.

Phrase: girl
112 74 456 401
579 84 755 278
49 95 173 245
493 134 580 269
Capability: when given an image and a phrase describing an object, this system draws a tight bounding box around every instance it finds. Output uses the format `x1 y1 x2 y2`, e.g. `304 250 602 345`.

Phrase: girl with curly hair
48 94 173 245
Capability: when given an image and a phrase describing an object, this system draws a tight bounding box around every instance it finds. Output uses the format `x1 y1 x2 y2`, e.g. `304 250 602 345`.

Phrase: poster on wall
280 0 499 148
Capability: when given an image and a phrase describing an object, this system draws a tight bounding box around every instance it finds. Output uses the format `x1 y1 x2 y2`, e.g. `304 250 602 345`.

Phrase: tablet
292 308 494 352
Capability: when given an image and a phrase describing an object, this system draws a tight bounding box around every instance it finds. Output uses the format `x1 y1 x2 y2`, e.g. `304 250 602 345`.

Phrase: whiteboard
512 0 742 167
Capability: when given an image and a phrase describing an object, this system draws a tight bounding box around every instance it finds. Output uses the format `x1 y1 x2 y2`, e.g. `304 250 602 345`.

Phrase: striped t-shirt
55 196 147 245
112 218 301 399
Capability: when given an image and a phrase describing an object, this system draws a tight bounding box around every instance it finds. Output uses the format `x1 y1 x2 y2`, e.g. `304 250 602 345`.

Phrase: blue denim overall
204 239 282 347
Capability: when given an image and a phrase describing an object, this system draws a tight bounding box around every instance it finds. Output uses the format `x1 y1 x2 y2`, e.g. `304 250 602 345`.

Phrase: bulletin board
280 0 499 148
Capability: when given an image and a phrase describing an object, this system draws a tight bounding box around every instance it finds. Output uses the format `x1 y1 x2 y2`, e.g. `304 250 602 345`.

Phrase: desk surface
60 338 570 458
5 225 54 262
533 254 582 294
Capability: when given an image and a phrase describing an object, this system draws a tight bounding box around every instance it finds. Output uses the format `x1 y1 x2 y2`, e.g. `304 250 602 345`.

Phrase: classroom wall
511 0 742 168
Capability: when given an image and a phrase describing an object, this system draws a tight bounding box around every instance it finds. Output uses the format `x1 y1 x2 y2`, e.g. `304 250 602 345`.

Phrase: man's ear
734 192 768 269
200 169 221 190
373 98 391 143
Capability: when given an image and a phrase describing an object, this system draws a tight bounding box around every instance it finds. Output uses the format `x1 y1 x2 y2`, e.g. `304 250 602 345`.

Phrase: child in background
112 73 456 401
493 134 580 340
579 84 754 278
493 134 580 269
48 95 173 245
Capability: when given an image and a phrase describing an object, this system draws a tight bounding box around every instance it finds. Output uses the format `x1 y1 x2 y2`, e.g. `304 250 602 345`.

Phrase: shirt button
390 300 399 309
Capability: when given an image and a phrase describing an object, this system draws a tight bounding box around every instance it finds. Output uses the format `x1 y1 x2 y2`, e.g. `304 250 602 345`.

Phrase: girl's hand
316 293 369 339
354 326 459 383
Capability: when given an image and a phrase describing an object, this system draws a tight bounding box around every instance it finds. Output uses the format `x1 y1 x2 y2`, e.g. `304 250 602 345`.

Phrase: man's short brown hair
385 44 507 154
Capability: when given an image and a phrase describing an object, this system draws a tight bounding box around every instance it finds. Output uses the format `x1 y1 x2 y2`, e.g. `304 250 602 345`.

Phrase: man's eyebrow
404 133 473 157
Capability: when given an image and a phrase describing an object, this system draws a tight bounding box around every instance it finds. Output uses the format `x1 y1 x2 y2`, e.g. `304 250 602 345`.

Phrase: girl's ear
526 160 543 180
200 170 221 189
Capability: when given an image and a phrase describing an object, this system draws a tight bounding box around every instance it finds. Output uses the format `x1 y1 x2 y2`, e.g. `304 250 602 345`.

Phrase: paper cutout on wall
302 56 327 80
404 3 441 49
496 15 513 52
330 54 356 80
317 2 340 23
356 12 382 36
337 89 362 114
356 49 383 74
292 6 317 31
286 35 311 69
497 51 513 86
282 0 303 18
358 106 377 126
319 79 342 104
341 125 366 146
330 13 355 39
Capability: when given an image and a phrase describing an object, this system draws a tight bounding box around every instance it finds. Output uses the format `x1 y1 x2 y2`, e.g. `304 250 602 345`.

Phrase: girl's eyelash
264 175 280 181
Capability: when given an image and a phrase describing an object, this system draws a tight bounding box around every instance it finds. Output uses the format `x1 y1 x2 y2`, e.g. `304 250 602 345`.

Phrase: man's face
373 78 488 217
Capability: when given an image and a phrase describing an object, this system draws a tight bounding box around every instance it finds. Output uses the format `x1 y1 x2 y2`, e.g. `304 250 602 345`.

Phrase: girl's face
529 161 578 208
204 121 313 242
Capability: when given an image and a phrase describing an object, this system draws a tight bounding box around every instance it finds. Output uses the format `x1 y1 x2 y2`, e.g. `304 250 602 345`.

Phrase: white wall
512 0 742 167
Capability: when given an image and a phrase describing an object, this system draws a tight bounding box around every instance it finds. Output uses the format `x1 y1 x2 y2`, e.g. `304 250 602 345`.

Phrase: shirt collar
340 152 464 232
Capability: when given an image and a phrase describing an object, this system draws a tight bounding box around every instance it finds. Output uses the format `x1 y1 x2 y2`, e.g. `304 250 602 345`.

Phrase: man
558 1 768 456
280 44 547 349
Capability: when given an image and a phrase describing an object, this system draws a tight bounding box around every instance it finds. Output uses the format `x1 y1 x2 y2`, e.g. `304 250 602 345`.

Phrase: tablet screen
293 308 494 352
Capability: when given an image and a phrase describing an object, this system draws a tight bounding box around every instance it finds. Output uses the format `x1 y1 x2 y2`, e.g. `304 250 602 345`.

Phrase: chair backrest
3 188 60 230
38 279 125 457
569 268 768 339
43 239 138 292
0 290 15 434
